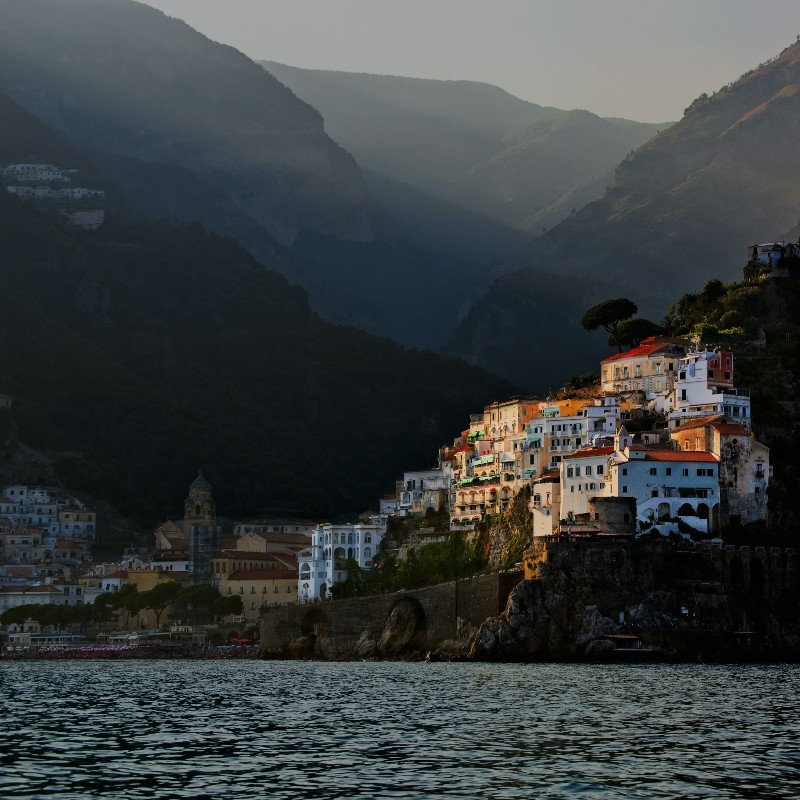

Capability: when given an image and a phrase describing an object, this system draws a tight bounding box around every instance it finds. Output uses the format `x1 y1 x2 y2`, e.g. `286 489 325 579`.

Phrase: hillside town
0 296 774 654
2 162 106 229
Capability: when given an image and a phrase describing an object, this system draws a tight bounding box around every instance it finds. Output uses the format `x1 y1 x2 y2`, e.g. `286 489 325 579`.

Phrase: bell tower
184 471 219 585
183 470 216 531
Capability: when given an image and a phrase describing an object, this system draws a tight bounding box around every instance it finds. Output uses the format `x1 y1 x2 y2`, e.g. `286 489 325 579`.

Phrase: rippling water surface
1 661 799 799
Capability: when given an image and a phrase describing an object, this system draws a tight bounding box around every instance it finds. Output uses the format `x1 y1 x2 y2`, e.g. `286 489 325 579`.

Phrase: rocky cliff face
467 538 800 662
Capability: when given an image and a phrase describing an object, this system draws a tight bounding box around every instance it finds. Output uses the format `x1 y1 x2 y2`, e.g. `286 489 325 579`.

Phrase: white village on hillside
1 308 772 643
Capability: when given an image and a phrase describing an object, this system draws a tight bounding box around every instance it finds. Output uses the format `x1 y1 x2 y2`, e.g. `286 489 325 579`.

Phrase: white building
0 580 99 610
395 468 450 516
298 519 387 602
559 445 615 521
580 396 622 442
666 348 751 430
530 472 561 537
606 445 720 534
537 407 588 471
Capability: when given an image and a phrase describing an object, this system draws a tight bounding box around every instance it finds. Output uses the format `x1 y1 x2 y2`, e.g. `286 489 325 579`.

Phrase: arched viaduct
260 571 522 660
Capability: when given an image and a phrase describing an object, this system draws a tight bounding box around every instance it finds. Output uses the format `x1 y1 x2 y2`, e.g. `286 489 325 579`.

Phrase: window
274 586 279 593
725 371 731 380
586 466 593 476
682 468 689 477
567 467 574 478
622 486 628 493
649 467 657 476
575 467 581 477
666 468 672 476
622 468 628 476
597 465 604 476
651 489 658 497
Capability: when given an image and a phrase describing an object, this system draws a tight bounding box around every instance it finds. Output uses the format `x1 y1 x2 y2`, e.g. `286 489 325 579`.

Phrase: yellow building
600 336 691 395
219 570 297 622
483 397 539 440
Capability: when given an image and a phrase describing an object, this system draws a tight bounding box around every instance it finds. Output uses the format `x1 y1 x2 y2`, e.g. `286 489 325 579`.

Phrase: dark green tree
330 557 366 599
174 584 220 625
581 298 639 351
139 581 182 628
613 317 662 349
211 594 243 621
0 606 33 626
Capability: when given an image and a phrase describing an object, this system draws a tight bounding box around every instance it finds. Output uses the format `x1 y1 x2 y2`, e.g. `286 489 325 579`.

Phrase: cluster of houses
0 330 775 630
2 162 105 229
0 485 98 611
380 335 770 548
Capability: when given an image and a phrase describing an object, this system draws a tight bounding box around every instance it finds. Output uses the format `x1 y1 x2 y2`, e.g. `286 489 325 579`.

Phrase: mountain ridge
446 38 800 388
262 61 667 236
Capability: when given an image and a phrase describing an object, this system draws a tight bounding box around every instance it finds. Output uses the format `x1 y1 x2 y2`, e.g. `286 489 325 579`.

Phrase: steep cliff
468 538 800 662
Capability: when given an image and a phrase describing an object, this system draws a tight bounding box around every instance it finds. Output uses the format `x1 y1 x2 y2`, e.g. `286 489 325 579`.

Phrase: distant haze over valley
263 63 666 237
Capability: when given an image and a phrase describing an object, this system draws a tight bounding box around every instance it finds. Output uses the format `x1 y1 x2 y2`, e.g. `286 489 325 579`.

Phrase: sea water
1 661 798 799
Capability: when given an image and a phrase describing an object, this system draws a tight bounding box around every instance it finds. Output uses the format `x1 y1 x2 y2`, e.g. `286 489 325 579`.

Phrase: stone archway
678 502 696 517
379 596 427 656
295 608 329 659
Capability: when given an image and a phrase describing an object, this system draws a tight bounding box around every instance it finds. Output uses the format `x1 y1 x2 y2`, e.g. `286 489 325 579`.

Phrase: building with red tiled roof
600 336 691 397
606 441 721 533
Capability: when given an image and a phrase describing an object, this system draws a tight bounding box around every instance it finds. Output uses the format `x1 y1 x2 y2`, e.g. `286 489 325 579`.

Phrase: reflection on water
1 661 799 799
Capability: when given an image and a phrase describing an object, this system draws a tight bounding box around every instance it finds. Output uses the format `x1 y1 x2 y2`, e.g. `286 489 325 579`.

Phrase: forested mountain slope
0 96 515 523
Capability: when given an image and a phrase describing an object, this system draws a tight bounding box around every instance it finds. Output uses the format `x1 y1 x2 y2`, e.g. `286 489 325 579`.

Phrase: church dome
190 470 211 491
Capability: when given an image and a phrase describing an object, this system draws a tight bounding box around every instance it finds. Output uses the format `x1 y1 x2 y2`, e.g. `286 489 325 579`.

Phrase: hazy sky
143 0 800 122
